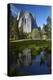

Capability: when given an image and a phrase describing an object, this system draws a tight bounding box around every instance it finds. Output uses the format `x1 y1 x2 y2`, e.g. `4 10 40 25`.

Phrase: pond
9 47 51 76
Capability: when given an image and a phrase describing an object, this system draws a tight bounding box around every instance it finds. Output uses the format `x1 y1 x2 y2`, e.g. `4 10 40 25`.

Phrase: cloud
10 4 18 16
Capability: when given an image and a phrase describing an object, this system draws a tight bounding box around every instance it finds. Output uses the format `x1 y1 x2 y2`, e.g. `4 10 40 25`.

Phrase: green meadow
9 39 51 56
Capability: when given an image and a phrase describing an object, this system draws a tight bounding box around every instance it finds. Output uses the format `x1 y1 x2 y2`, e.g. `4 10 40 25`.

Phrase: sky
10 4 51 27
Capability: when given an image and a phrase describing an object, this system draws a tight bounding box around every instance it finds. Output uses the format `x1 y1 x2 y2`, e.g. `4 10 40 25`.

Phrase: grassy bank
9 39 51 55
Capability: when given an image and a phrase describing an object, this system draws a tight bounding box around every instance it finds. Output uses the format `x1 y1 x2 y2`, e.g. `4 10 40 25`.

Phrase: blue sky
10 4 51 27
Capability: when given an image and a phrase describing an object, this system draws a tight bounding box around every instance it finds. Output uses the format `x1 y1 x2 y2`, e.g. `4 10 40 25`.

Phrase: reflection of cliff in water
16 48 51 67
9 47 51 76
17 48 32 67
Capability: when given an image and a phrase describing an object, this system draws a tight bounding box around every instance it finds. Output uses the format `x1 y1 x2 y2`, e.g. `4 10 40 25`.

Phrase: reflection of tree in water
9 47 51 76
16 48 51 67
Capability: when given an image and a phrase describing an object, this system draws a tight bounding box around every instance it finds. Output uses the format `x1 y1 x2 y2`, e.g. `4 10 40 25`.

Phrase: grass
9 39 51 55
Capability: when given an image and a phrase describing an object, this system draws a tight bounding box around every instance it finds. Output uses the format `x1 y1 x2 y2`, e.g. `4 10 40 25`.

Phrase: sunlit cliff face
17 10 37 33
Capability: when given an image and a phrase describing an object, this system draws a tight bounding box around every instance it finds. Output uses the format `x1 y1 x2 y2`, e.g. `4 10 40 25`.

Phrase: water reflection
23 48 32 66
10 47 51 75
17 48 32 67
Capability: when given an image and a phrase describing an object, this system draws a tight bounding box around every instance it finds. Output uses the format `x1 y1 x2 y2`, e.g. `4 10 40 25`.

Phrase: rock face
17 10 37 33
